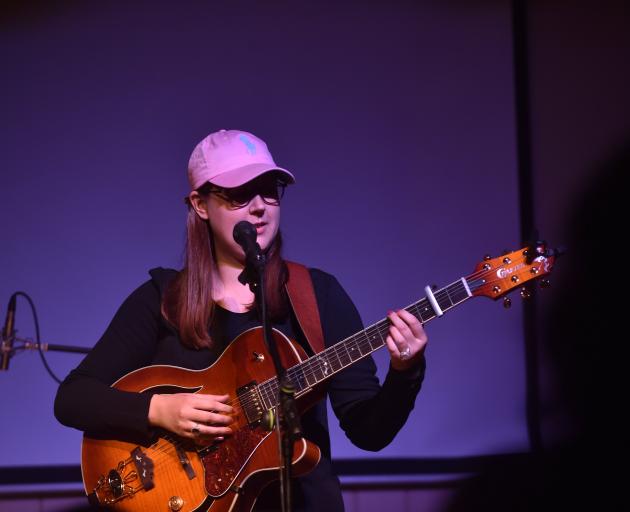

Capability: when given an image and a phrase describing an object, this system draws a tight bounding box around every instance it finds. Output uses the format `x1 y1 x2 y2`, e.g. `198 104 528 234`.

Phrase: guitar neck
256 275 477 410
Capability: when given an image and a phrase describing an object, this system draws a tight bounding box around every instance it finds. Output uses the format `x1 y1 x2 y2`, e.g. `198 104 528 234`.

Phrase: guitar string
116 257 548 474
217 255 543 410
242 256 544 412
255 262 542 393
245 252 547 409
225 258 545 411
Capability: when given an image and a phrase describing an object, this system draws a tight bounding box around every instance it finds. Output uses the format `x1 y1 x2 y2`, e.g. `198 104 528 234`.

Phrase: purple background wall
0 0 525 471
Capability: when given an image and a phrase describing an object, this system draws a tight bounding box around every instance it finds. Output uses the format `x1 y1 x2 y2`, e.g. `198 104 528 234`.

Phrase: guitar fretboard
256 275 480 411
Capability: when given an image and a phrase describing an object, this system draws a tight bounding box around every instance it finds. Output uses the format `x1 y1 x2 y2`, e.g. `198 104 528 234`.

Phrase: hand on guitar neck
385 309 428 371
148 392 235 443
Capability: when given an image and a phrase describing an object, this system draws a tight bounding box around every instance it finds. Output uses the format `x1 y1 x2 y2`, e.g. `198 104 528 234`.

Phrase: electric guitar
81 242 558 512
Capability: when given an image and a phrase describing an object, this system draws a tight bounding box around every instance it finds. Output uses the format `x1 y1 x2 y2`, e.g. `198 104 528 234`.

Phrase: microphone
1 294 17 371
233 221 262 266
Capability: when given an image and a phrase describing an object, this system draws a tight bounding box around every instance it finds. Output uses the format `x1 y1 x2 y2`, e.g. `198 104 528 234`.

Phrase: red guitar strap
285 261 325 355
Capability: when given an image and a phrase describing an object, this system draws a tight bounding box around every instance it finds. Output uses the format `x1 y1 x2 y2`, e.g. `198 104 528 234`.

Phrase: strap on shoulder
285 261 325 354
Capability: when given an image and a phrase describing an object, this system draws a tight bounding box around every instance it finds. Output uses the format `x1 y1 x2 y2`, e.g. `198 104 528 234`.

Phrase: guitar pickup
237 381 264 424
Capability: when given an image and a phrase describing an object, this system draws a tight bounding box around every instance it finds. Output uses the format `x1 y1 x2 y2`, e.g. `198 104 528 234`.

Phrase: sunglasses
207 177 287 209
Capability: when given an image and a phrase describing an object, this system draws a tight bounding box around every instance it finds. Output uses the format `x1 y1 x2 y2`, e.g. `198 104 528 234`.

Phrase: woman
55 129 428 511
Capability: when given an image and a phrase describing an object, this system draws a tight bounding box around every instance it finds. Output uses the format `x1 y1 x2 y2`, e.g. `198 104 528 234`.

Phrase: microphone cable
5 291 63 384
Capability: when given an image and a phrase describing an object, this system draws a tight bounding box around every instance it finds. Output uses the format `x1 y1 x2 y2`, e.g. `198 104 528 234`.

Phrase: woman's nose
248 194 265 213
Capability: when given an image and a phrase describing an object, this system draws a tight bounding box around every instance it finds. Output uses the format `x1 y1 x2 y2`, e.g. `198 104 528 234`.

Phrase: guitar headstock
468 242 560 303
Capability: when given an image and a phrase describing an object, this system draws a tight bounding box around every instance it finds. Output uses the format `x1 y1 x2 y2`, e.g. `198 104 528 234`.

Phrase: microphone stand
239 251 302 512
1 291 90 379
2 337 91 356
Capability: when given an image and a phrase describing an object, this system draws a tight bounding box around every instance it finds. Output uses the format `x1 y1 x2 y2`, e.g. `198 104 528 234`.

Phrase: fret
449 283 469 305
425 280 473 316
346 337 361 362
441 281 470 310
309 357 326 382
443 285 455 306
336 342 352 367
315 353 333 380
267 380 279 407
357 333 372 356
327 347 343 372
436 289 453 312
416 299 436 322
366 324 384 350
377 322 390 344
259 381 273 410
301 360 318 387
287 366 308 393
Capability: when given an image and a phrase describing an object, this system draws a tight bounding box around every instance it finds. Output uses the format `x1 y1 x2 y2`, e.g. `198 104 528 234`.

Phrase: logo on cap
239 134 257 155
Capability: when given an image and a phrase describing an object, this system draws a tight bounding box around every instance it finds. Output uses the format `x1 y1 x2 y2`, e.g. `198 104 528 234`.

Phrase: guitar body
81 328 323 512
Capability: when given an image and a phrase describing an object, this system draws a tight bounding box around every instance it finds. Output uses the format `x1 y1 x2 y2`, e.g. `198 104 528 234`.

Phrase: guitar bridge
90 446 154 505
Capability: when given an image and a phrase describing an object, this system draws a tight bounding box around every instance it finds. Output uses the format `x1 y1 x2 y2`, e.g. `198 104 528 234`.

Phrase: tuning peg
520 287 532 299
483 254 492 261
503 297 512 309
540 279 551 289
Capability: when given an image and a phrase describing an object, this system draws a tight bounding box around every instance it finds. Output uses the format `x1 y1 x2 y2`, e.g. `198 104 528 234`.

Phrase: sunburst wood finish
81 329 323 512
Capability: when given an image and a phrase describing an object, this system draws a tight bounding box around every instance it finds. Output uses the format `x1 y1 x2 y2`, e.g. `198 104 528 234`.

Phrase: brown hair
161 196 289 349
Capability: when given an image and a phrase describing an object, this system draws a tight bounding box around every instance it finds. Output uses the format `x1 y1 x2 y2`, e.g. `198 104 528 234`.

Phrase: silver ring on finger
399 345 411 360
191 422 201 436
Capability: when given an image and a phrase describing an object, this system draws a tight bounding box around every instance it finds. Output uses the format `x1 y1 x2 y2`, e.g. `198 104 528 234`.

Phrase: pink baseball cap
187 129 295 190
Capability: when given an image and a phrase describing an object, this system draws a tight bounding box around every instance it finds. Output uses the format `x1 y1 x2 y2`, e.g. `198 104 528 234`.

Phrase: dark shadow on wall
444 140 629 511
0 1 80 27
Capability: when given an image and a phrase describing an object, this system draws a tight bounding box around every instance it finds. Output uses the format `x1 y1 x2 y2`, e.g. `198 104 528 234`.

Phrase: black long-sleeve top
55 267 425 511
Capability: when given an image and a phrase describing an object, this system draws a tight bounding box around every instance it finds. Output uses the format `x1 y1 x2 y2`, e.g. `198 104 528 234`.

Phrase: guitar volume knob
168 496 184 511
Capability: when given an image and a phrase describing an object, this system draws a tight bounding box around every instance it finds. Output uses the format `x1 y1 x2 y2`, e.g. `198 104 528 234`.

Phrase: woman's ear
188 191 209 220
